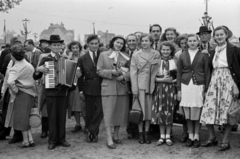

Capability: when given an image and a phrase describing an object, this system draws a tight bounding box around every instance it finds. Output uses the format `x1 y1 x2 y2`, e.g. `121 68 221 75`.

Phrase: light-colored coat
97 50 130 96
130 49 161 94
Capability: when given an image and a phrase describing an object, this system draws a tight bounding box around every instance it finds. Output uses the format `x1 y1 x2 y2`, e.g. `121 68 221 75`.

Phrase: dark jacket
0 48 11 74
33 54 69 96
208 42 240 94
177 49 210 92
78 50 102 96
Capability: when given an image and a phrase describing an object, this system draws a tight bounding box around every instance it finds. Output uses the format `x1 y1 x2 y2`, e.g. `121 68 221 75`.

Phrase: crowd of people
0 24 240 152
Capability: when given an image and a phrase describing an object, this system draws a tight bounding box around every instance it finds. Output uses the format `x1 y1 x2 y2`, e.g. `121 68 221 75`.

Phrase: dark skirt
13 91 34 131
151 83 176 125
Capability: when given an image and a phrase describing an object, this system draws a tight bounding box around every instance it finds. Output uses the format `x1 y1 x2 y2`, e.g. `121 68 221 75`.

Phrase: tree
0 0 22 13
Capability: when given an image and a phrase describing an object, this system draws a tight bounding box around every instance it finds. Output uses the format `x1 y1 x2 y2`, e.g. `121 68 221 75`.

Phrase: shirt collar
32 47 36 53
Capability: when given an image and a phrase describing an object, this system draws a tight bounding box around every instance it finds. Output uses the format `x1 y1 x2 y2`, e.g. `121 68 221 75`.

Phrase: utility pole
22 18 31 40
205 0 209 13
33 33 38 43
106 30 108 46
4 20 6 44
93 23 95 35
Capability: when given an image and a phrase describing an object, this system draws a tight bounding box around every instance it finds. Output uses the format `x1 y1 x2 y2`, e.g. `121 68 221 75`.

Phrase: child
152 41 177 146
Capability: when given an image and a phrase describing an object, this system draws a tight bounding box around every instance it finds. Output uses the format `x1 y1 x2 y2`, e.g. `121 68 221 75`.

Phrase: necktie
130 51 134 59
203 44 207 50
92 52 97 65
155 43 158 50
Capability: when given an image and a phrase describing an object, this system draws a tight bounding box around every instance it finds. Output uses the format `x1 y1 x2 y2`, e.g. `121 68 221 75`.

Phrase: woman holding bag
130 33 160 144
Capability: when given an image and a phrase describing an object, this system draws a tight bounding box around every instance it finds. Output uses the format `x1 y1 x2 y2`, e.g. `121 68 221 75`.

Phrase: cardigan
177 49 210 92
208 42 240 94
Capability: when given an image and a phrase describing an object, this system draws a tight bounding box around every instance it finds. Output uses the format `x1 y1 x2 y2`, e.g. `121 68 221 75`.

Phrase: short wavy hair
109 36 126 52
186 34 200 48
140 33 154 47
160 27 180 42
159 41 176 57
175 34 188 48
11 45 25 61
213 26 229 43
68 41 82 52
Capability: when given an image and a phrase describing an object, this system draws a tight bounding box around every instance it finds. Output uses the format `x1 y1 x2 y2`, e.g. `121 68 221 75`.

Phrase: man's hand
36 65 49 74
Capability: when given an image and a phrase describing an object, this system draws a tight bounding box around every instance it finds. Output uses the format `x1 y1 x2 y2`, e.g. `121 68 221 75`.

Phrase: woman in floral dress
200 26 240 151
152 41 177 146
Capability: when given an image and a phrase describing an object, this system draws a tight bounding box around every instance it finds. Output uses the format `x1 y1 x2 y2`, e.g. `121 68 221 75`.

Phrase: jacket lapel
84 52 95 71
191 50 202 68
227 42 234 66
107 50 115 69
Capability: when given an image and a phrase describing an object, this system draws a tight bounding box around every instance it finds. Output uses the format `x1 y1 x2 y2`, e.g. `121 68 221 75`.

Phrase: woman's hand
132 93 138 99
76 68 82 78
36 65 49 74
112 69 122 76
116 75 124 81
164 77 173 83
177 91 181 101
233 84 239 99
172 79 177 83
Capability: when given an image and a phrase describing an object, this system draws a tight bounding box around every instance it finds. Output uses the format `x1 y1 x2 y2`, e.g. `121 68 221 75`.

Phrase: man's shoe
92 135 98 143
85 129 93 143
41 132 48 138
8 138 23 144
48 143 56 150
0 136 6 140
58 141 70 147
71 125 82 133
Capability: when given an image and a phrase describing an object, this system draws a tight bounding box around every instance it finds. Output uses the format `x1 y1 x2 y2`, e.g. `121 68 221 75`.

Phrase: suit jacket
200 42 216 55
25 48 42 68
97 50 130 96
208 42 240 93
177 49 210 92
0 48 11 74
78 50 102 96
130 49 161 94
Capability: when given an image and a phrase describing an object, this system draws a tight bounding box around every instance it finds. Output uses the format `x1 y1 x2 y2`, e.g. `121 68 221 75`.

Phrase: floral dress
151 57 177 125
200 45 237 125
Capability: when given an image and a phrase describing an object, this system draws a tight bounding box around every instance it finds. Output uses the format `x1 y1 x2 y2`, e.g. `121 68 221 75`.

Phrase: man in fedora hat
197 26 216 54
33 35 71 150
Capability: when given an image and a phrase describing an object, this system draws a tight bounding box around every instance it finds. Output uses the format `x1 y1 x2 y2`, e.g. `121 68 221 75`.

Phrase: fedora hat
39 39 49 43
196 26 212 35
48 35 64 44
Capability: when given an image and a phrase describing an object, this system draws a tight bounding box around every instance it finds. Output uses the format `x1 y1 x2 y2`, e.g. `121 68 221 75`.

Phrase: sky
1 0 240 42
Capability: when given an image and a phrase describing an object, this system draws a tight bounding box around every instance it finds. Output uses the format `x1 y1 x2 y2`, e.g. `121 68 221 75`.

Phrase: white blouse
188 49 198 63
213 45 228 68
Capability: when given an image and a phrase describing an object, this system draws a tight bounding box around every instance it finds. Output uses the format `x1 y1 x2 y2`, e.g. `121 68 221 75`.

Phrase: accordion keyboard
45 61 56 88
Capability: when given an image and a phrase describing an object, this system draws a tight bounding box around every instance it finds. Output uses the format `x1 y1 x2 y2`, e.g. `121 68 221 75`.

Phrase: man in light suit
150 24 162 51
24 39 42 69
126 34 139 140
78 35 103 142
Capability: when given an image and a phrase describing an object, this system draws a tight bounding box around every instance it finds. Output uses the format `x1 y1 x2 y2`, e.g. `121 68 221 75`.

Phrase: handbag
29 108 41 128
228 99 240 125
129 97 143 125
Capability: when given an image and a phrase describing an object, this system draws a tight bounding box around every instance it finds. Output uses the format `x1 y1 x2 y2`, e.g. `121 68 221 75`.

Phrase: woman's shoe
166 138 173 146
186 139 194 147
29 140 36 147
156 138 165 146
144 131 151 144
138 132 145 144
218 142 230 151
201 137 218 147
193 139 200 148
113 138 121 144
106 143 116 149
18 142 30 148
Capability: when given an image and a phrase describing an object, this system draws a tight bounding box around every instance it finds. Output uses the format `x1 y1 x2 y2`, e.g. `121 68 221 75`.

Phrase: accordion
45 58 77 89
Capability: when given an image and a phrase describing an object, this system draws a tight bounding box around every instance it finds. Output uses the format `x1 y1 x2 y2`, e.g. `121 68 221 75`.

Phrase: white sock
194 134 199 140
166 134 170 139
189 134 194 140
161 134 166 139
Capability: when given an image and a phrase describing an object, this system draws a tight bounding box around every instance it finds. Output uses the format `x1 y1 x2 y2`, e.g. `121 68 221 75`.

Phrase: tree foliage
0 0 22 13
